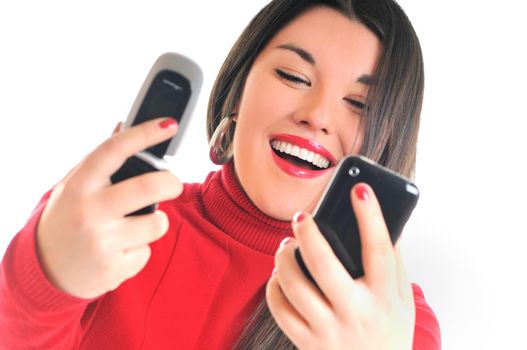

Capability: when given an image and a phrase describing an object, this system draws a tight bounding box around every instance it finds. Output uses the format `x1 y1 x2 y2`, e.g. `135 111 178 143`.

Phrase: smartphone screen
296 155 419 281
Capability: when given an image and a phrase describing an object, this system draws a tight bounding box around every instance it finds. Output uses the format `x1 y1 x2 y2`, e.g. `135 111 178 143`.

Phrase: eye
343 97 367 114
275 69 311 87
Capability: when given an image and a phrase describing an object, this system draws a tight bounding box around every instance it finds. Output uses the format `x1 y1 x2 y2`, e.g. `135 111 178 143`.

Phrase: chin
233 157 328 221
259 192 320 221
262 206 297 222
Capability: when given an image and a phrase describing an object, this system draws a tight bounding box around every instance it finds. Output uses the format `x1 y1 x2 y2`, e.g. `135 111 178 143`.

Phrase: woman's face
232 6 381 220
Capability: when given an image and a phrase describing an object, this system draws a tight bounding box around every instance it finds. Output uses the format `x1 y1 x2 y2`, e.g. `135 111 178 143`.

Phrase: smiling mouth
271 139 331 170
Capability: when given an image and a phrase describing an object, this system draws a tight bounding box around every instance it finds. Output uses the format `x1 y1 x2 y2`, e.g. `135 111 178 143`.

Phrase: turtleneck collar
199 161 293 256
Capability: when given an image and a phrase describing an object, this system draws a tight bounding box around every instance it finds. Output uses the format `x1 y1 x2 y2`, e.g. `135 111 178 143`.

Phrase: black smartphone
110 52 202 215
295 155 419 282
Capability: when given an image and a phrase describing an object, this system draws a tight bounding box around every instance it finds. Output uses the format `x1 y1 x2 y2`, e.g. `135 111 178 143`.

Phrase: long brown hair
207 0 424 348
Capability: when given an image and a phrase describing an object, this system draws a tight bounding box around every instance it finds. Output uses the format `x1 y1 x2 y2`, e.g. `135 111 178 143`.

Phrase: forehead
263 6 380 75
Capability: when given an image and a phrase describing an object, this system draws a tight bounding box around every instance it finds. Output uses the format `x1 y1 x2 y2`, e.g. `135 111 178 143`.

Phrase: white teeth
271 140 331 169
307 151 314 163
313 153 321 165
298 148 308 160
291 145 300 157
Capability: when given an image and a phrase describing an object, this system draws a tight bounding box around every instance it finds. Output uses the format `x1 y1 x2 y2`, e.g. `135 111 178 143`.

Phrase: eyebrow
276 43 377 86
276 43 316 65
357 74 377 86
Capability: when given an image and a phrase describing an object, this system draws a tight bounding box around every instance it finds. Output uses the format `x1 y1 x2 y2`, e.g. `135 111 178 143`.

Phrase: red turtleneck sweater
0 163 441 349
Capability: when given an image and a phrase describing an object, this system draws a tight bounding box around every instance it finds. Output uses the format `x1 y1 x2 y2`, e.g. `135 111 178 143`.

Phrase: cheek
339 116 365 156
237 70 295 126
352 121 365 152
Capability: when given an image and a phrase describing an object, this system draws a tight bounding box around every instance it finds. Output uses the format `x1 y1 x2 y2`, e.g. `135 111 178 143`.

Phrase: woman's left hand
266 183 415 350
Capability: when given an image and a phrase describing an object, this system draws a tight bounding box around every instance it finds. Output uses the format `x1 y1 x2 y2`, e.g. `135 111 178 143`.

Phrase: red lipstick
270 134 336 179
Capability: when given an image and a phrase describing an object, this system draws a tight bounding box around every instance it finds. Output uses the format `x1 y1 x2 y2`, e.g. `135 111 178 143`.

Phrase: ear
231 101 240 121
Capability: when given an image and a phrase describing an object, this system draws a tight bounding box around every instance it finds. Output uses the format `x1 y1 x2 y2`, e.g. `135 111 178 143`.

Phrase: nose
293 92 334 135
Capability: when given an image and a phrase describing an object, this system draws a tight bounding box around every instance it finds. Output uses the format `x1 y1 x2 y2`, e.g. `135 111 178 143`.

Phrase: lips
270 134 337 179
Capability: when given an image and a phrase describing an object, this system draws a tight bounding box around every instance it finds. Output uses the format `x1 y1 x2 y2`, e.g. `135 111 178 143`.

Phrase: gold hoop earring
209 115 236 165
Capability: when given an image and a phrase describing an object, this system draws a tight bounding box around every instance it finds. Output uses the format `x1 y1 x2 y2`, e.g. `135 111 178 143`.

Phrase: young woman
0 0 440 349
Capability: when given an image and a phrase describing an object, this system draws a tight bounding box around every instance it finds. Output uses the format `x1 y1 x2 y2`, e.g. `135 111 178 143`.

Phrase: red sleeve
0 191 95 349
412 283 441 350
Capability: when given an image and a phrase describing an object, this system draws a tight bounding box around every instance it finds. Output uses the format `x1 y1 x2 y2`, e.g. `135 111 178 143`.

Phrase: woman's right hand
36 118 183 299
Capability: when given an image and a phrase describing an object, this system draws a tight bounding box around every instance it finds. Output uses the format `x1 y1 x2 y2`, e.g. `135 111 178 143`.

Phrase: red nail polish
159 118 177 129
293 211 306 223
112 122 122 134
355 184 369 200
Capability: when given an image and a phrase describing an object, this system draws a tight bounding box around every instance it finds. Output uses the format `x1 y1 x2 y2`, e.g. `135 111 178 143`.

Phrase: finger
352 183 397 296
96 170 183 218
110 210 169 251
112 121 122 136
75 117 178 191
274 237 332 325
118 245 152 282
54 120 124 193
266 275 310 348
394 244 413 303
292 212 356 311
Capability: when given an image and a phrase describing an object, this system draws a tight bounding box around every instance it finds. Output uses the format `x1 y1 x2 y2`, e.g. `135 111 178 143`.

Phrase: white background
1 1 525 348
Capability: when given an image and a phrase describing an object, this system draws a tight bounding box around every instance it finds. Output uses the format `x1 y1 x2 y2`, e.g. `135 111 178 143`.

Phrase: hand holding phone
295 155 419 283
111 52 203 215
34 53 201 299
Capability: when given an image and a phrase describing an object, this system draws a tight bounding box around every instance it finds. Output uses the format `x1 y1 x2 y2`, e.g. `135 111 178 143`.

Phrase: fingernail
159 118 178 129
279 237 293 250
292 211 306 223
271 267 277 276
355 184 370 200
112 122 122 134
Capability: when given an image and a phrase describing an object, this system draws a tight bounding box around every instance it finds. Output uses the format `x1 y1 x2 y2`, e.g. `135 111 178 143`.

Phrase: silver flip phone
111 53 203 215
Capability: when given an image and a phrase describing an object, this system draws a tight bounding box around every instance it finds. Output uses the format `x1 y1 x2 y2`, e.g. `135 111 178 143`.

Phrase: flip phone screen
132 70 192 158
